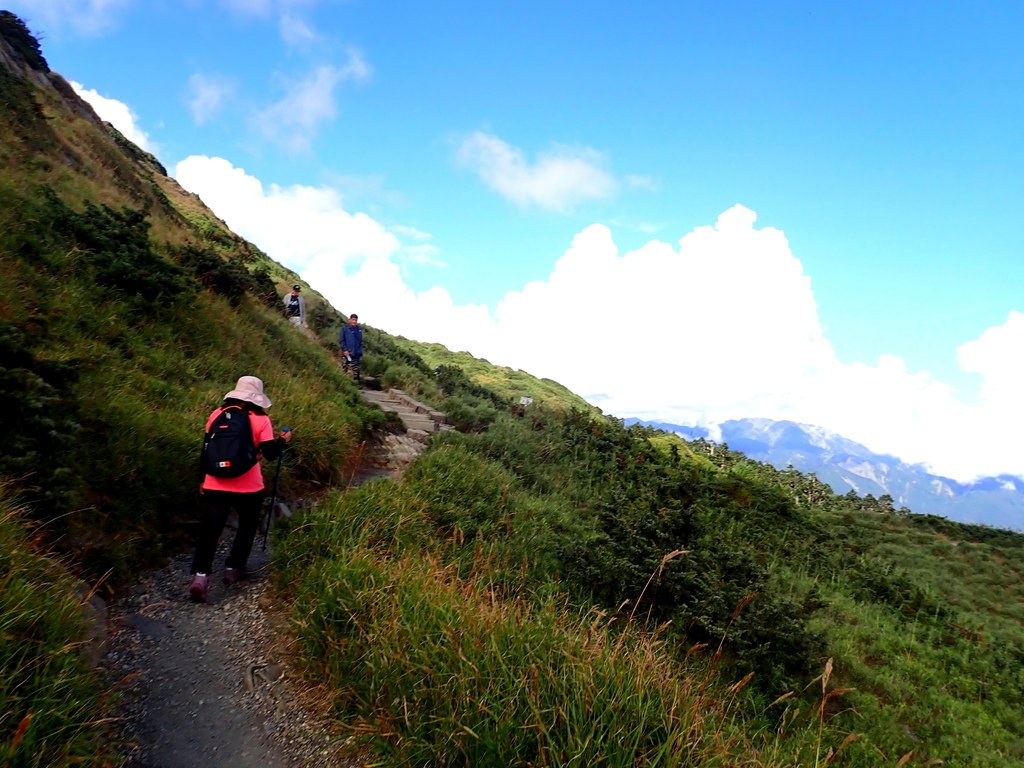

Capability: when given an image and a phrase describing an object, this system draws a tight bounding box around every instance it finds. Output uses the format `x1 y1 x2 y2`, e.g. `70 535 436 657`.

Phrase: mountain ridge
628 415 1024 530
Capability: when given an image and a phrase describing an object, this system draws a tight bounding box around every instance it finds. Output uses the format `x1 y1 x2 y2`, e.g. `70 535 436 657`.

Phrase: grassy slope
0 50 371 576
392 337 597 412
276 418 1024 766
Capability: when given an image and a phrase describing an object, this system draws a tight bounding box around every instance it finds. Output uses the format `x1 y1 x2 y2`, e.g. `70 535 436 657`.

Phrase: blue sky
9 0 1024 481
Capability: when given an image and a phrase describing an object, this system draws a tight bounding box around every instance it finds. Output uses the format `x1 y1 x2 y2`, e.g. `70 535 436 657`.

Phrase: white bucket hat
224 375 272 409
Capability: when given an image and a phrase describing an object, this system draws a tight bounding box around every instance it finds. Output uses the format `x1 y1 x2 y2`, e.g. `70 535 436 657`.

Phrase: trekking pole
261 428 289 551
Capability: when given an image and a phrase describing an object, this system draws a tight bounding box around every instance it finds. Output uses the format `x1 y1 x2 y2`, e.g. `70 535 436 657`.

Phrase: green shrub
251 268 281 309
379 363 437 398
435 363 506 409
452 409 825 692
50 196 194 311
0 320 82 520
178 244 255 306
0 12 47 71
440 393 499 433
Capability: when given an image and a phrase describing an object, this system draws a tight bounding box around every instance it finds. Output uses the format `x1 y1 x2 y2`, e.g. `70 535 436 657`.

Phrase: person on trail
189 375 292 603
339 313 363 381
282 284 306 328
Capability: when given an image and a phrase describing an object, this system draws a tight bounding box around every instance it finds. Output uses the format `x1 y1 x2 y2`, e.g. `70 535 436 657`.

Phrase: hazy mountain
628 417 1024 531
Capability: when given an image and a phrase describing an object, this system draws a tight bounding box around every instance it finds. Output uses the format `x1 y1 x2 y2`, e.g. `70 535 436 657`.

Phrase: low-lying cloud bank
173 154 1024 483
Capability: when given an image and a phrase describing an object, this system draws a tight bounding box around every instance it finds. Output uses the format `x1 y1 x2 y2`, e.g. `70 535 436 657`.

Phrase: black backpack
201 405 259 478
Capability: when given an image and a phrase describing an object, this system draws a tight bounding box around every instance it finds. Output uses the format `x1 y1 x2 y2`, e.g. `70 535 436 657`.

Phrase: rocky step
384 389 448 425
359 389 447 435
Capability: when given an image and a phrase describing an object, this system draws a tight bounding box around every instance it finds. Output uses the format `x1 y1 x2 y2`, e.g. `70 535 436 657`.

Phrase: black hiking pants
190 490 263 575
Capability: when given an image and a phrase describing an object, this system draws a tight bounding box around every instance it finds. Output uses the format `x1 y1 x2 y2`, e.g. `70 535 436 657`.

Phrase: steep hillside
0 11 377 580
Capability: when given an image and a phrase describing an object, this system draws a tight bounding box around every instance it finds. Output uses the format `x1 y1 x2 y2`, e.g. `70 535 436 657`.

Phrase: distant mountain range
628 417 1024 532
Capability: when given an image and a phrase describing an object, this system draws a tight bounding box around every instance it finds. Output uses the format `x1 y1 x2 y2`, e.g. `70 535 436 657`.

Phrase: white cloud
7 0 130 35
280 13 316 46
185 73 235 126
168 157 1024 483
455 132 618 213
391 225 444 266
957 310 1024 407
487 206 834 416
71 81 156 154
175 155 400 272
254 54 370 152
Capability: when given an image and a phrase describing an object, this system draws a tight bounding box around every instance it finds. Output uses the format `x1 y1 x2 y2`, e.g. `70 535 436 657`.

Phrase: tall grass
0 489 111 767
274 407 1024 767
276 462 865 766
286 536 809 767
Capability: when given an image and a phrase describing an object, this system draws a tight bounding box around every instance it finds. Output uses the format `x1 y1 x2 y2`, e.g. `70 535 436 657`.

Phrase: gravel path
102 537 367 767
102 428 426 767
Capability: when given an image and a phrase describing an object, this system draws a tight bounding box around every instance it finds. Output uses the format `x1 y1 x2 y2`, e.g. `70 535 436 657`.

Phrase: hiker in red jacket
189 375 292 602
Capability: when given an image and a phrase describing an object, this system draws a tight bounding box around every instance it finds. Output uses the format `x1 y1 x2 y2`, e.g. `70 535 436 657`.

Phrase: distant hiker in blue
339 314 363 381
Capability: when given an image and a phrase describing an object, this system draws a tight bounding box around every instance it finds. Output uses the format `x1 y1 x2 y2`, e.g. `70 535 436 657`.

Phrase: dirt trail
102 535 364 767
102 423 428 766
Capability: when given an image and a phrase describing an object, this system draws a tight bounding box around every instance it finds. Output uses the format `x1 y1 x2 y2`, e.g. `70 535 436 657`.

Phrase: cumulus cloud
170 155 1024 482
175 156 400 273
186 73 235 125
957 310 1024 406
391 225 444 266
71 81 156 154
485 206 834 418
455 132 618 213
254 53 370 152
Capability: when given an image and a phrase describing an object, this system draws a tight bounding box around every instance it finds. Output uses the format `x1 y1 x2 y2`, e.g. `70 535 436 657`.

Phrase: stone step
359 388 448 435
400 414 437 432
359 391 396 406
406 428 432 444
388 390 447 425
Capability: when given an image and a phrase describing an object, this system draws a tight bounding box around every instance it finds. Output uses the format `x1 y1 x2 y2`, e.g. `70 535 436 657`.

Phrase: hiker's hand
279 429 293 443
198 484 205 495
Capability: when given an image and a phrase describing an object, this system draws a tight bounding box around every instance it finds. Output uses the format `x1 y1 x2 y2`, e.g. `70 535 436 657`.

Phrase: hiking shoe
188 573 210 602
222 566 248 586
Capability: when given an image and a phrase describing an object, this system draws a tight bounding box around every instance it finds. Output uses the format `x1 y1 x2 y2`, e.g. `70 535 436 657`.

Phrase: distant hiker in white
283 284 306 328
